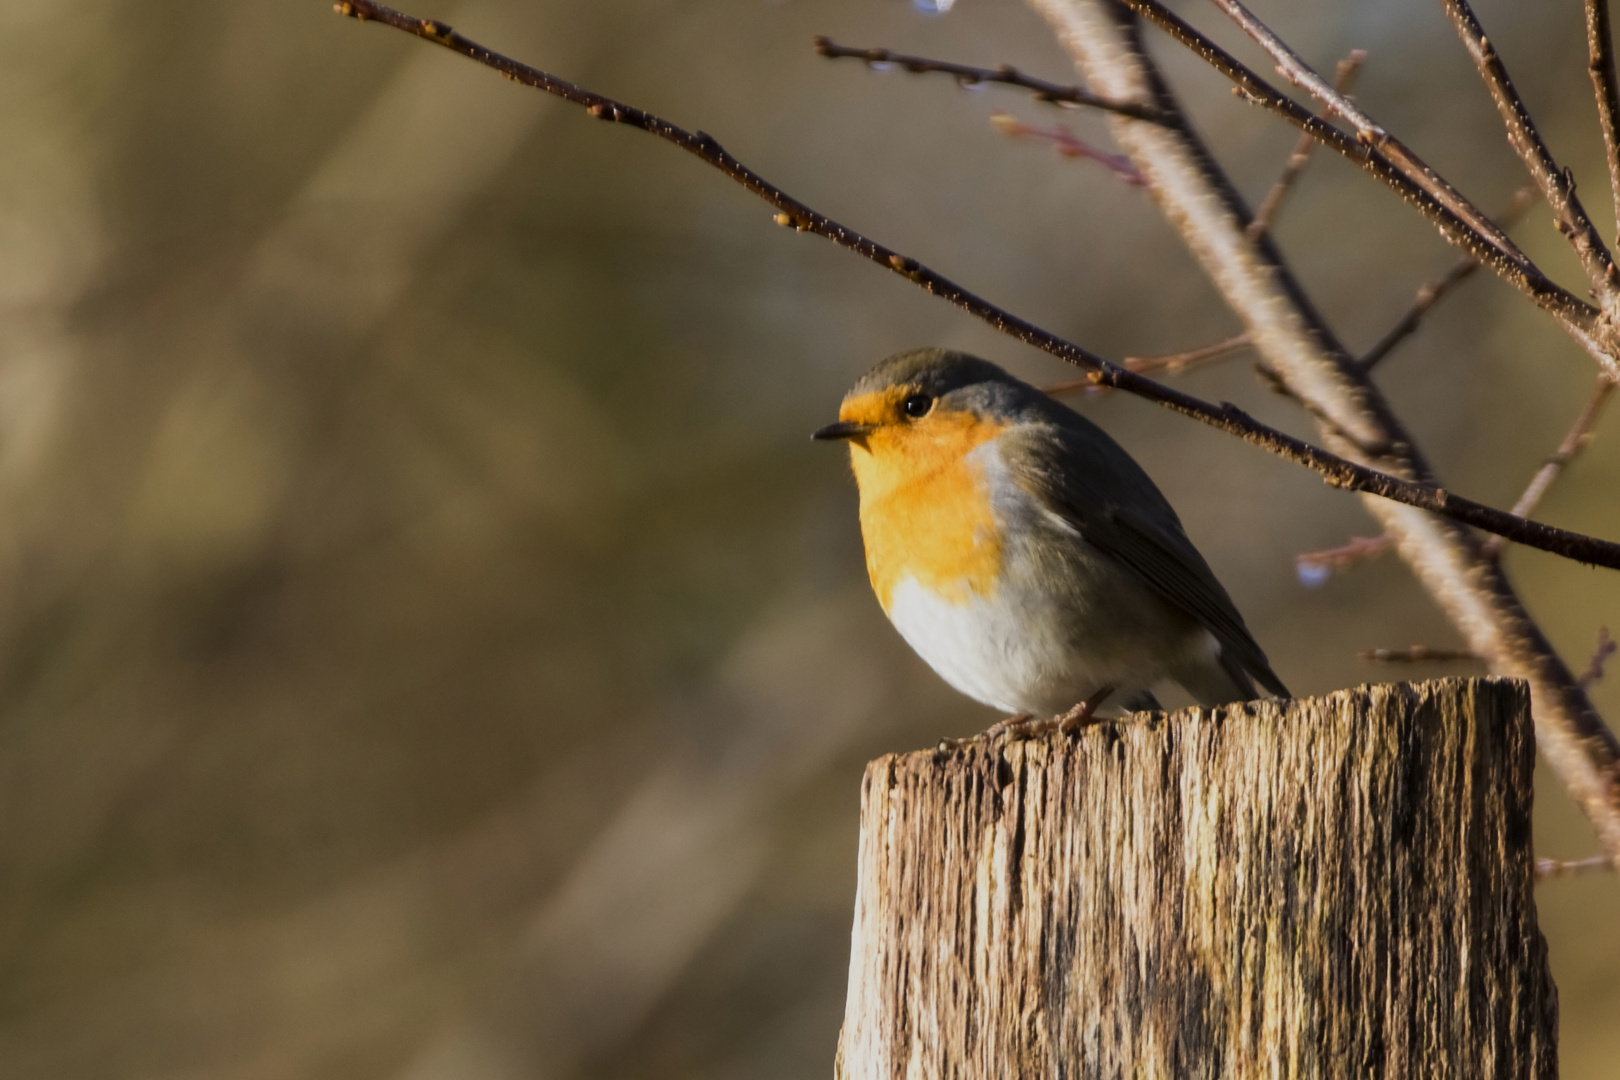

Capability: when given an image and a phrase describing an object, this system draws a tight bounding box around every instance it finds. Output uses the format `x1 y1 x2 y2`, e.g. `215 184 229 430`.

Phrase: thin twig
1361 186 1538 371
1535 854 1617 878
1587 0 1620 249
1360 257 1482 371
989 112 1146 185
1358 646 1482 663
1250 363 1382 454
1248 50 1365 239
1579 627 1616 690
1205 0 1528 272
1295 534 1395 585
1112 0 1618 377
1482 374 1618 557
1043 333 1250 395
1438 0 1618 295
330 2 1620 571
811 36 1168 123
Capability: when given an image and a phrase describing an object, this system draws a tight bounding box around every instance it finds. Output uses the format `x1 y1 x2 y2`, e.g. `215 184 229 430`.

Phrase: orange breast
846 407 1007 611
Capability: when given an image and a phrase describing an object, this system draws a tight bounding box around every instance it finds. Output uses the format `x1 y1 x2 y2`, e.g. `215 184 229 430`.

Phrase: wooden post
835 678 1556 1078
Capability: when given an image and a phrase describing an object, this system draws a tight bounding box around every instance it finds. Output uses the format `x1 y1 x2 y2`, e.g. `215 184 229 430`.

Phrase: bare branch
1587 0 1620 247
1249 364 1386 457
1362 186 1538 371
1043 333 1250 395
811 36 1168 123
1113 0 1620 379
1205 0 1529 272
1247 50 1365 239
1029 0 1620 863
1579 627 1616 690
332 0 1620 569
1535 854 1616 879
1482 374 1618 557
1360 257 1483 371
1295 534 1395 586
1437 0 1619 295
1359 646 1481 664
990 112 1146 185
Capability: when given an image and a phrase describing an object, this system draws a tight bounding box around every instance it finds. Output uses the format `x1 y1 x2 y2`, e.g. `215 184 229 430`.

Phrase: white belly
871 438 1216 716
885 575 1132 716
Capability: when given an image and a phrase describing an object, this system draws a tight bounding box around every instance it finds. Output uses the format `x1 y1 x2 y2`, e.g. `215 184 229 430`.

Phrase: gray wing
1007 422 1289 699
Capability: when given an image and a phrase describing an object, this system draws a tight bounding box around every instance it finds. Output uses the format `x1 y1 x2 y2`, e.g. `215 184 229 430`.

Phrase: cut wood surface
835 678 1555 1079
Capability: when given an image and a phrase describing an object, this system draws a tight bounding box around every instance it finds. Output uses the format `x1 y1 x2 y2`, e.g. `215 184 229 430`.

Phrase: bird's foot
997 685 1115 741
1056 685 1114 733
936 686 1114 752
983 712 1035 740
937 714 1031 752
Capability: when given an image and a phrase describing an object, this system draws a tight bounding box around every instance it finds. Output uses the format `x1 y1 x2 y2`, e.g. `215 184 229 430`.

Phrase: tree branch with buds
330 0 1620 566
1115 0 1619 379
1027 0 1620 864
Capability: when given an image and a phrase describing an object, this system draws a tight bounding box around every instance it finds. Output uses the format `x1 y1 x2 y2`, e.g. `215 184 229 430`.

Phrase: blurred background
0 0 1615 1076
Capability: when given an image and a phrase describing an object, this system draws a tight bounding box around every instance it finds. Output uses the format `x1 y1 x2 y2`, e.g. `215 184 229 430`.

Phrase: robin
814 348 1287 735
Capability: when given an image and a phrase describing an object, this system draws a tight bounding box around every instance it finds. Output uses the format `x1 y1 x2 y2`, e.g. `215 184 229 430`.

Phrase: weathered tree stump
835 678 1555 1079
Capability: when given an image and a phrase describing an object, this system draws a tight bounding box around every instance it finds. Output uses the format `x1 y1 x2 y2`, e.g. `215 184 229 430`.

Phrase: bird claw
983 713 1035 740
1006 686 1111 740
937 713 1031 752
937 687 1115 751
1056 689 1111 733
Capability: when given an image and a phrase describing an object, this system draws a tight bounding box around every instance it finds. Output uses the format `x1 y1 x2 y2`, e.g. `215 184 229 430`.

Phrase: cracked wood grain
836 679 1555 1079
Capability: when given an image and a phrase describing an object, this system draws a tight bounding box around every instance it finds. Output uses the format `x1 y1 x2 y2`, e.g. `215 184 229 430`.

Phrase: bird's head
814 349 1035 498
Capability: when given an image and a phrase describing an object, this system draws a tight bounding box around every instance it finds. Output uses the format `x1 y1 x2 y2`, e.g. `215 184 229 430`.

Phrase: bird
813 347 1287 735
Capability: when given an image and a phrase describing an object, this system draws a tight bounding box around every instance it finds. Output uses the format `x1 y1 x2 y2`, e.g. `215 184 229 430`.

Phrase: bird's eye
901 393 934 419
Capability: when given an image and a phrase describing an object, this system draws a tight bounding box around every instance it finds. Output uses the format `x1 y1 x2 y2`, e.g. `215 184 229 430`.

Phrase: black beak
811 421 875 441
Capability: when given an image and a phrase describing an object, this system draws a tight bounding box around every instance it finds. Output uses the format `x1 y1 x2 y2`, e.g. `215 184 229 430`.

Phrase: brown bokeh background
1 0 1616 1076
